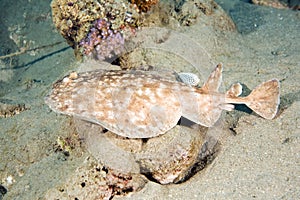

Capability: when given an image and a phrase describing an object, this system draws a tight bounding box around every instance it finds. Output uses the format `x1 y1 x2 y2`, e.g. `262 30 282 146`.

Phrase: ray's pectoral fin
202 63 223 92
243 79 280 119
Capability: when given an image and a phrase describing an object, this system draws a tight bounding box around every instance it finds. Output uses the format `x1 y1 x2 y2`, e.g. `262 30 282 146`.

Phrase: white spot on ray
177 72 200 86
136 89 144 96
144 88 151 95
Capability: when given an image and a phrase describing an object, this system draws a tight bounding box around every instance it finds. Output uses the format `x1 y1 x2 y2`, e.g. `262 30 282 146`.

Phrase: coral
51 0 132 59
51 0 103 48
50 0 237 61
51 0 159 59
79 18 125 60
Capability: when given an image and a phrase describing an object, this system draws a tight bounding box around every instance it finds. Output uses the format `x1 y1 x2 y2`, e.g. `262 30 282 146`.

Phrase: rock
74 118 141 174
136 125 206 184
74 117 220 185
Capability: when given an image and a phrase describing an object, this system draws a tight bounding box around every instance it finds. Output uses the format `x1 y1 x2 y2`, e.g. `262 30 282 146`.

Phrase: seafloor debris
44 157 147 199
0 101 27 118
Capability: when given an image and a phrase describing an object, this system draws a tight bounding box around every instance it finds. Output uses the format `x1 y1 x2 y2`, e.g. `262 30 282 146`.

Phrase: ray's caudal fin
243 79 280 119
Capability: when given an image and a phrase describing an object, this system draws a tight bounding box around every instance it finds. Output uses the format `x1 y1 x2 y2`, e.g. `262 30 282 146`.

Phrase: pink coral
79 19 125 60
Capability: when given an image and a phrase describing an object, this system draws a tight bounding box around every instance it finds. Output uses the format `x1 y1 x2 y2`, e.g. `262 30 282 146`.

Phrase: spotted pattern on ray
46 70 187 138
45 64 280 138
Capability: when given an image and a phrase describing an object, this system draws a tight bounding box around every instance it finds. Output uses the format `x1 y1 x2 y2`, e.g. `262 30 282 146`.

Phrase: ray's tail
243 79 280 119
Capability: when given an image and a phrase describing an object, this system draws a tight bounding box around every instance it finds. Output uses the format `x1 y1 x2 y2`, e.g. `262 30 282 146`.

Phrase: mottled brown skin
45 64 280 138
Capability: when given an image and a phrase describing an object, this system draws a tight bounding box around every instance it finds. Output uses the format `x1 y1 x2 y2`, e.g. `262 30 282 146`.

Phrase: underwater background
0 0 299 199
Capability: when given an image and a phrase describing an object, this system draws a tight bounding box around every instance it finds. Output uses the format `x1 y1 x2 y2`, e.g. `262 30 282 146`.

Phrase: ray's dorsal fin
202 63 223 93
181 64 225 127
